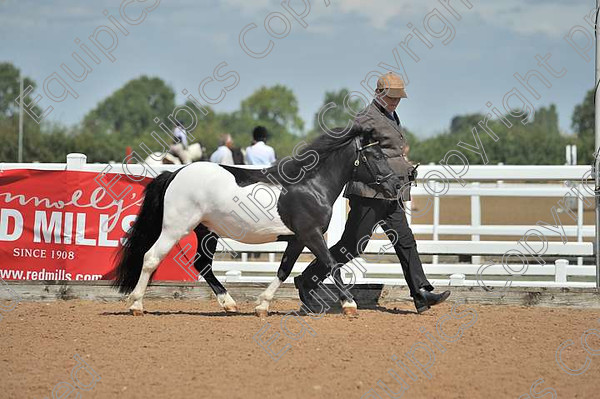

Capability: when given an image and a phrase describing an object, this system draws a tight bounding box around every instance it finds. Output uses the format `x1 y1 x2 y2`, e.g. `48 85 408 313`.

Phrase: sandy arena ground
1 299 599 399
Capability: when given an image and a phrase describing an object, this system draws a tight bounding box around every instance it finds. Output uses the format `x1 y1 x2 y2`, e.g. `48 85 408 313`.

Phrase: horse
113 126 403 316
144 142 206 166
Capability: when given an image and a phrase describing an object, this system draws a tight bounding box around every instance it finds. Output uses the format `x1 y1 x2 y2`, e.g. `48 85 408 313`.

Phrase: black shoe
413 288 451 314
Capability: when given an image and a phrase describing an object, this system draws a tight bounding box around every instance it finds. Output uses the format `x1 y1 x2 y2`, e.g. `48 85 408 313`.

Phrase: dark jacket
344 101 414 201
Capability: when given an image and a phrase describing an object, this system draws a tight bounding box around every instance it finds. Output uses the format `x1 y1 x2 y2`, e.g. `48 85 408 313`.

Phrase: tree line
0 62 595 165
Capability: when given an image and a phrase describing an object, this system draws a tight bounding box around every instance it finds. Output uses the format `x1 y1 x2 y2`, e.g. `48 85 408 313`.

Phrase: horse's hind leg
255 239 304 317
128 220 199 315
194 225 237 313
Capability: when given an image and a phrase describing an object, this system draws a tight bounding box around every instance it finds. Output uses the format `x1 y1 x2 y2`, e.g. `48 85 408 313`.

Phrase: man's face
377 94 401 113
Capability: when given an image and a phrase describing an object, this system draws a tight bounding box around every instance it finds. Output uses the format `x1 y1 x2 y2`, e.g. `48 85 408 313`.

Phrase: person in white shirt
245 126 276 165
209 134 235 165
170 120 191 164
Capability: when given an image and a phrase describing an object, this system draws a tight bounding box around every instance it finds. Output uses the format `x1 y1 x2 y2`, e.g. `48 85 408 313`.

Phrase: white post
577 185 584 266
66 153 87 170
594 0 600 291
327 194 346 246
554 259 568 284
471 182 481 265
432 181 440 265
566 145 571 165
18 76 24 163
225 270 241 282
596 150 600 291
450 273 465 286
497 162 504 185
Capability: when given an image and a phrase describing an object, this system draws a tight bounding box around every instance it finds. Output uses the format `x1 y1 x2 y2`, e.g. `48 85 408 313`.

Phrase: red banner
0 169 197 281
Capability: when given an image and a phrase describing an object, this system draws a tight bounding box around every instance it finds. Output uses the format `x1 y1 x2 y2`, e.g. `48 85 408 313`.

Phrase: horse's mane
265 126 367 183
220 126 369 187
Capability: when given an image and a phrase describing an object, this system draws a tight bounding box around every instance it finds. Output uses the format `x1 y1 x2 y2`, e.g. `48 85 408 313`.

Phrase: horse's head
352 131 404 198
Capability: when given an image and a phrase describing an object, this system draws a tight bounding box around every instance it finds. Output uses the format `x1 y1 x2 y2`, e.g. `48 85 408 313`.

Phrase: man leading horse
294 72 451 314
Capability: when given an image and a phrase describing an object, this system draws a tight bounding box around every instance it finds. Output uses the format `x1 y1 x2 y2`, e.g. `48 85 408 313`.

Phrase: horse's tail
113 171 176 294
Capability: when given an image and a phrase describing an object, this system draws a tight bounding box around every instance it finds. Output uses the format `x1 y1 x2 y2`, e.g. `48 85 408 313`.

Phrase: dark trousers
301 195 433 296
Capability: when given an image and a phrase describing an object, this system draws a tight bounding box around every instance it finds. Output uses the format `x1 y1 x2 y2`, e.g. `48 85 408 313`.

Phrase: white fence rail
1 154 596 289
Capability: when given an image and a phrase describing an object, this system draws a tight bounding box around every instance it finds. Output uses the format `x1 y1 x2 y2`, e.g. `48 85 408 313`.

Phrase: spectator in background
170 120 191 164
231 146 245 165
209 134 234 165
245 126 276 165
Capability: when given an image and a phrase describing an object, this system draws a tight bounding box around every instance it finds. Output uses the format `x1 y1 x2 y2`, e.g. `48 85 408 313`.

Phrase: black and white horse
113 127 402 316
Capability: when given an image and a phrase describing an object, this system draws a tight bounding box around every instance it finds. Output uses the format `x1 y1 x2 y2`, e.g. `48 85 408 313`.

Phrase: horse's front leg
255 239 304 317
300 230 357 316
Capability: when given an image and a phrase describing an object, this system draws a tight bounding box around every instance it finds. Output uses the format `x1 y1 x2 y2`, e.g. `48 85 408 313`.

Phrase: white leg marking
217 292 238 312
341 299 358 316
127 252 162 313
341 299 357 309
255 278 282 314
128 298 143 312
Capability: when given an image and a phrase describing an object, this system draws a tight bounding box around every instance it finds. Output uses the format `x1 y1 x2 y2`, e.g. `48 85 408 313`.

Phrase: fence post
450 273 465 286
432 181 440 265
471 182 481 265
497 162 504 185
66 153 87 170
328 194 345 246
554 259 568 284
594 148 600 291
225 270 241 282
577 184 584 266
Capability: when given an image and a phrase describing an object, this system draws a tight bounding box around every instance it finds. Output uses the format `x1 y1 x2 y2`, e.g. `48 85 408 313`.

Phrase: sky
0 0 596 138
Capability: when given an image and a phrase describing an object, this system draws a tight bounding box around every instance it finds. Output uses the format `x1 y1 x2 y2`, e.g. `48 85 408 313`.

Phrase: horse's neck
311 143 355 204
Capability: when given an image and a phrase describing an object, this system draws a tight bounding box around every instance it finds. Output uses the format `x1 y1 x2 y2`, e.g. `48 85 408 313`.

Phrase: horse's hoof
342 307 358 317
130 309 144 316
255 308 268 318
224 305 238 313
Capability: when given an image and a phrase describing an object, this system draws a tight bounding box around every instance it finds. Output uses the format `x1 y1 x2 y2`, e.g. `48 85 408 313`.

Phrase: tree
222 85 305 158
239 85 304 135
83 76 175 138
410 105 567 165
309 89 365 139
571 88 595 163
449 114 483 135
0 62 39 120
0 62 47 162
80 76 176 162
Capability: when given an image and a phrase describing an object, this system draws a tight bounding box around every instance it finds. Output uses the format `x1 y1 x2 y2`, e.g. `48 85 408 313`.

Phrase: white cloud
332 0 592 37
476 1 592 37
221 0 272 15
332 0 427 29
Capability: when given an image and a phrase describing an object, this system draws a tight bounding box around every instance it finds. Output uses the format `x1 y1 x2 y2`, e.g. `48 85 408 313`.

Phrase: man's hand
409 163 420 184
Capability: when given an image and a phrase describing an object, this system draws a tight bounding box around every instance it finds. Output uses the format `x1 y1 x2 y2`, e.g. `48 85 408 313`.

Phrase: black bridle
353 137 394 188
